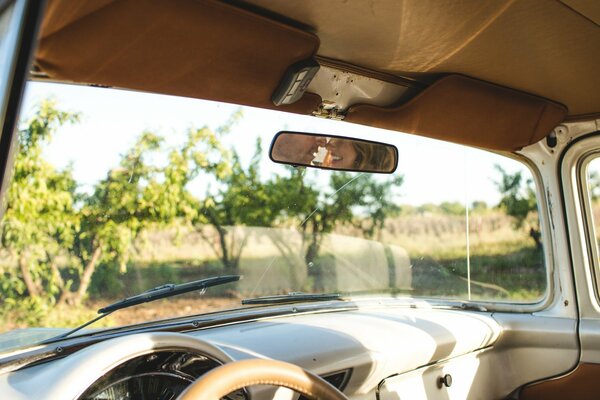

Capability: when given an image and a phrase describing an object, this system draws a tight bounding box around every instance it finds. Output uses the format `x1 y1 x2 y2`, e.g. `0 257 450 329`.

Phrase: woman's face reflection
323 139 357 169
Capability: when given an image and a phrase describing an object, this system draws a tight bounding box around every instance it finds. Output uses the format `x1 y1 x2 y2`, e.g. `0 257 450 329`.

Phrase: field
1 208 546 333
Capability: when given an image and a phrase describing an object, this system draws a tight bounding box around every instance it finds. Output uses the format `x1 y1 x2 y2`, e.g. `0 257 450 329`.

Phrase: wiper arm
98 275 240 313
44 275 240 342
242 292 342 305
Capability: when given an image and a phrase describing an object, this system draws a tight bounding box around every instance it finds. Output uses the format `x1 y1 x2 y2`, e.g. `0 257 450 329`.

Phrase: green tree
471 200 488 213
73 122 238 302
1 100 222 306
494 164 541 248
69 131 169 303
269 169 403 290
304 173 401 259
417 203 438 214
0 99 80 304
439 201 466 216
198 139 279 273
128 111 262 275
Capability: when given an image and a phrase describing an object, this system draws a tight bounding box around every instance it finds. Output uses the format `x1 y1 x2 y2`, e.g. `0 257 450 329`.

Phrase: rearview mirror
270 131 398 174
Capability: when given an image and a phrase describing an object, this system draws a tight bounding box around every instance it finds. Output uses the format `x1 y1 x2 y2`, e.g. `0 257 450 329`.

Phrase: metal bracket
312 102 346 120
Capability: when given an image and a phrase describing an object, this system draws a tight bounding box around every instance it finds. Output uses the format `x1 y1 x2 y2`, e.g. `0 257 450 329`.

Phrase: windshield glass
0 82 546 351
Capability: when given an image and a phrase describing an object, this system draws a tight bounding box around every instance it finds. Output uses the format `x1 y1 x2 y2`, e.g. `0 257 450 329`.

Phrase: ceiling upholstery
247 0 600 118
36 0 322 115
560 0 600 26
32 0 597 151
347 75 567 151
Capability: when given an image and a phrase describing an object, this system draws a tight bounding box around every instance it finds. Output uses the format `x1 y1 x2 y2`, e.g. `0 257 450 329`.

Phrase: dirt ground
97 297 243 326
1 297 243 333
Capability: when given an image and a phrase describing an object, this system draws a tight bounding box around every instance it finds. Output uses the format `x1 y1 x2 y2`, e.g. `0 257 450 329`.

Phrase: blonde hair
352 142 395 172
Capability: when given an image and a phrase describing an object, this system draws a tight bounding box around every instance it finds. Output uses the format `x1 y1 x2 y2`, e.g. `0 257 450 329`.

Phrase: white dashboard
0 306 579 400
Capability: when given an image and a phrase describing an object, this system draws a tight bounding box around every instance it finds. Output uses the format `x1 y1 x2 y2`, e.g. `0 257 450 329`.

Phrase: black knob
439 374 452 388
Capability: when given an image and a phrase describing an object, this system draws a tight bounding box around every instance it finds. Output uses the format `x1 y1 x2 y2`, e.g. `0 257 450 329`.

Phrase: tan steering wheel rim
177 358 349 400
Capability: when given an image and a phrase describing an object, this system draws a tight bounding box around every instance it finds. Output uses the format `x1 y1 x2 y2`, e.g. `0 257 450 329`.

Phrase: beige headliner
247 0 600 119
32 0 596 151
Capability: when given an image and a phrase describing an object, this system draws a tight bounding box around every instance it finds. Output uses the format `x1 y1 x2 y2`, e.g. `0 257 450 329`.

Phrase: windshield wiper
43 275 241 342
98 275 240 313
242 292 343 305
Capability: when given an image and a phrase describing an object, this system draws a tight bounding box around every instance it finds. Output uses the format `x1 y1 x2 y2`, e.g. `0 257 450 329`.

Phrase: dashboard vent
298 369 351 400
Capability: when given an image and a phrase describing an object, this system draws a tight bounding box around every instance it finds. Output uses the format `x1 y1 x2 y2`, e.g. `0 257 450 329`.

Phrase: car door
511 122 600 399
0 0 45 215
565 130 600 369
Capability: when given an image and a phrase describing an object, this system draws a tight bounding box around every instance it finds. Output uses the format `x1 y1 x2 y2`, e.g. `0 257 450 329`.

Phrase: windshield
0 82 546 351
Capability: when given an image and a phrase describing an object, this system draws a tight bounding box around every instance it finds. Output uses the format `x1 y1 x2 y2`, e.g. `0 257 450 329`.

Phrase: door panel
519 363 600 400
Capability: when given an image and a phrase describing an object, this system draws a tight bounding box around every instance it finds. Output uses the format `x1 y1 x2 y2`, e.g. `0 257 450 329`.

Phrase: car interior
0 0 600 399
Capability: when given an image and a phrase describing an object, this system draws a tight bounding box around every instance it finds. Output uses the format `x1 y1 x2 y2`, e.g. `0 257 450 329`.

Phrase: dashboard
0 305 580 399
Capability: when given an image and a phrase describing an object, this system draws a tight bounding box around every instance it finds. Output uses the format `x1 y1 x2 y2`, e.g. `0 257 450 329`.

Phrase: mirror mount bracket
312 102 346 121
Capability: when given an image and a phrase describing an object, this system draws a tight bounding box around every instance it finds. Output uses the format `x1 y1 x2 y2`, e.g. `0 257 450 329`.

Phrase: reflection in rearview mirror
269 131 398 174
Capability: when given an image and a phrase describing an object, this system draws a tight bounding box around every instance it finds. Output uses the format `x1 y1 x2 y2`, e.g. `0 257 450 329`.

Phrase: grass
0 300 110 332
410 245 545 302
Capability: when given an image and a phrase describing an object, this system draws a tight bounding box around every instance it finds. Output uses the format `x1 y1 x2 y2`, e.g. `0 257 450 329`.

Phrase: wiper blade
98 275 240 313
44 275 240 343
242 292 342 305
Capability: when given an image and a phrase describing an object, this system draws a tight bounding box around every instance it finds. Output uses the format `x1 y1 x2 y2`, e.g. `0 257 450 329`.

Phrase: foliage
70 131 169 301
265 168 403 290
439 201 466 216
589 170 600 201
470 201 489 213
198 142 277 272
0 101 229 310
493 164 541 247
0 99 80 305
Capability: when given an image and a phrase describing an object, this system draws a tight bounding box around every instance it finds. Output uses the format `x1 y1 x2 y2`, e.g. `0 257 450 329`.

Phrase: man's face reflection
271 133 325 165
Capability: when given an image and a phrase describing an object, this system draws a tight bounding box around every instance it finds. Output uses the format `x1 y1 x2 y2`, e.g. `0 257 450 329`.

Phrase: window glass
0 2 16 94
0 81 547 341
586 157 600 285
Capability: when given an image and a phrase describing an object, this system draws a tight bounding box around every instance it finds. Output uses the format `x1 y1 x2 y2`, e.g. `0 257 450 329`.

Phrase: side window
584 157 600 293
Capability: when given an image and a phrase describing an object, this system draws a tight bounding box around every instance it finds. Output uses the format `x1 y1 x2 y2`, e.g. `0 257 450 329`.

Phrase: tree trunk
205 211 235 273
49 255 73 305
305 219 323 292
529 228 542 250
74 246 102 303
48 255 65 290
18 252 39 298
216 226 236 273
58 290 73 305
47 255 68 304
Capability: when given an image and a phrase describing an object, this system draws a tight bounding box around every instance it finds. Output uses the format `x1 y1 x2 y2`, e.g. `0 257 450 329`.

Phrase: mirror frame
269 130 399 174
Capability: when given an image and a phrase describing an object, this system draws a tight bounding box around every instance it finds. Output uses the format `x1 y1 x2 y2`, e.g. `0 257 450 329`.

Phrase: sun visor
345 75 567 151
35 0 321 114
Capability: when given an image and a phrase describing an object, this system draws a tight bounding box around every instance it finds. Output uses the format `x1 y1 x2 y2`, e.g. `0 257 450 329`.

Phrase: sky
19 81 530 207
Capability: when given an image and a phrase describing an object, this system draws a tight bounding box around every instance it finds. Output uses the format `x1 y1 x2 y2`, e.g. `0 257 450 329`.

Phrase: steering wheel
177 358 349 400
